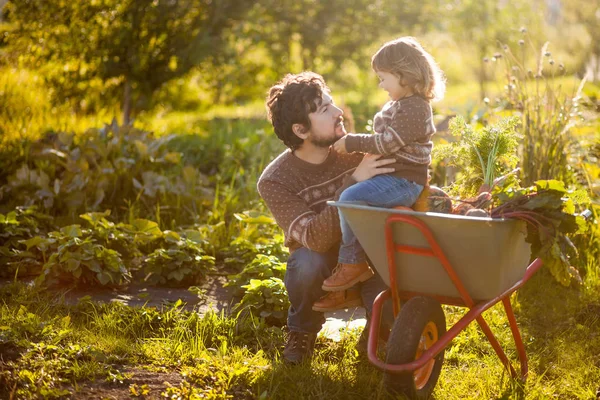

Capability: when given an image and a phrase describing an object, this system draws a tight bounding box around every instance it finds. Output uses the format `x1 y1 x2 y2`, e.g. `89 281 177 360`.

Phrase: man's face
305 93 346 148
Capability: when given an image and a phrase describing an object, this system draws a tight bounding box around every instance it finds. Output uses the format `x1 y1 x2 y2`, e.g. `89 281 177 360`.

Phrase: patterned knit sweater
257 150 363 253
344 95 435 186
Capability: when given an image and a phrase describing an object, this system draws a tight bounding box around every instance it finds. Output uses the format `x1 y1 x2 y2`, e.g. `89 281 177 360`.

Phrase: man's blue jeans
284 245 393 334
338 175 423 264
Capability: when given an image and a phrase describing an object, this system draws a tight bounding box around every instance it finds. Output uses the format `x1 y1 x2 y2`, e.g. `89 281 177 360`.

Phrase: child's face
376 70 413 101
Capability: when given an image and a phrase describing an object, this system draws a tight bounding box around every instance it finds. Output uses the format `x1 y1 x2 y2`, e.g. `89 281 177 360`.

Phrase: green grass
0 68 117 143
1 268 599 399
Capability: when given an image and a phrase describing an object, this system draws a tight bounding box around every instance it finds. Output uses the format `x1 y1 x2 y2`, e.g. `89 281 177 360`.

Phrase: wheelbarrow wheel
384 296 446 399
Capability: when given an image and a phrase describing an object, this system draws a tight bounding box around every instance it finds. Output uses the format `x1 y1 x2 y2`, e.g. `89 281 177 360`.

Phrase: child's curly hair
266 72 329 150
372 37 446 102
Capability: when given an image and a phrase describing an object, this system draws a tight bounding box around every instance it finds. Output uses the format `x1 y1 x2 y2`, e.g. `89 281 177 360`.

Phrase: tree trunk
302 49 309 71
122 80 132 126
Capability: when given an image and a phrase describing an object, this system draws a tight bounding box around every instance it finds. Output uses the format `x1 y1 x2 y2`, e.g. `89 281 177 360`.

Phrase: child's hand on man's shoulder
333 136 348 154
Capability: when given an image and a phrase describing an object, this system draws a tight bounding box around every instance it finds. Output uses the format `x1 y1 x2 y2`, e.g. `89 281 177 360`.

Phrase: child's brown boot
312 288 363 312
321 261 374 291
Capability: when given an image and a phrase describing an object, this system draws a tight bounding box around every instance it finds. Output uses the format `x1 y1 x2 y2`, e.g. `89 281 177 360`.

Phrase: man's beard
310 118 344 148
310 135 338 148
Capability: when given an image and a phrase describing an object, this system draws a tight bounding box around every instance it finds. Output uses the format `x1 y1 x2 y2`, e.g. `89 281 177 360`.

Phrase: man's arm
257 155 395 253
258 178 342 253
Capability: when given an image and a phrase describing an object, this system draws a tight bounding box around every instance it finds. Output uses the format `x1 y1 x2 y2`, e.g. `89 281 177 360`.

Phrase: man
258 72 394 364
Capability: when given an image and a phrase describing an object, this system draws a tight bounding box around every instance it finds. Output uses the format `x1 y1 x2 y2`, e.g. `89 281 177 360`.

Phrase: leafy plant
6 207 221 288
0 207 55 278
9 212 176 287
218 210 287 268
0 123 214 225
491 179 590 285
490 37 586 185
31 224 131 287
105 368 133 384
129 383 150 397
225 254 286 297
143 230 215 286
434 115 521 197
232 278 289 326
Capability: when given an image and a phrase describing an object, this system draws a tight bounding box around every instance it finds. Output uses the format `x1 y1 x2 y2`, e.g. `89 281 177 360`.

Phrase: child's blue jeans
338 174 423 264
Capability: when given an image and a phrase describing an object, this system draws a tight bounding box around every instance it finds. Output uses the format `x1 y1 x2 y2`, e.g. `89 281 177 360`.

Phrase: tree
559 0 600 81
240 0 435 77
444 0 541 99
0 0 11 52
3 0 253 124
175 0 404 108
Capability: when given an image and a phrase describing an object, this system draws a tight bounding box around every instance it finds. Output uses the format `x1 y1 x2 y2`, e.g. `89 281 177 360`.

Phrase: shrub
143 230 215 286
0 207 55 278
0 122 214 225
23 224 130 287
225 254 286 297
232 278 289 327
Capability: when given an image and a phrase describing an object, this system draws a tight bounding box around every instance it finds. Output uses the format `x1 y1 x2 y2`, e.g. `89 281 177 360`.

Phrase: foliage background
0 0 599 398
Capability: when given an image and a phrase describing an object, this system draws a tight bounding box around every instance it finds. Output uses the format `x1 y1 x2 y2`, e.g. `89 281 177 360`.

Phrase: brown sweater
345 95 435 186
257 149 363 253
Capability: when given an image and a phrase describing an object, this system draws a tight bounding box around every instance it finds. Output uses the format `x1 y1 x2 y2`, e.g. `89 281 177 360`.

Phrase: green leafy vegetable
434 116 521 197
491 179 590 285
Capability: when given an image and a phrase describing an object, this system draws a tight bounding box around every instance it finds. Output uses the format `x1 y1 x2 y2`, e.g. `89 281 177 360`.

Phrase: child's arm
344 100 434 155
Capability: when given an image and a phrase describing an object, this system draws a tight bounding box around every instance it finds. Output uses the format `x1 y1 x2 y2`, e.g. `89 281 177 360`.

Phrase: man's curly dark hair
266 72 330 150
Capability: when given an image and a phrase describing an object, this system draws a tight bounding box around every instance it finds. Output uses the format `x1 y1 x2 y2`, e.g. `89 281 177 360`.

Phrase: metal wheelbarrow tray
329 201 543 399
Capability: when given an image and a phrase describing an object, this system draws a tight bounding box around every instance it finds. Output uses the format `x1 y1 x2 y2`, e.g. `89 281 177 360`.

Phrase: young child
321 36 446 292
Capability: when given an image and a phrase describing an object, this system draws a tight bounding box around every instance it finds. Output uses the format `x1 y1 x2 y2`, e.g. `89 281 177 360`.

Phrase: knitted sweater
344 95 435 186
257 149 363 253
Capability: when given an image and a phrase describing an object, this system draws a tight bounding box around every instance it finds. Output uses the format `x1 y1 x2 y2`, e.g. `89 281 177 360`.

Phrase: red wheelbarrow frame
367 213 543 380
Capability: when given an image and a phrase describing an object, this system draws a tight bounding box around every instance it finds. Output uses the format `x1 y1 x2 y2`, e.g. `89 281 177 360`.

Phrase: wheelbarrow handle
521 258 544 284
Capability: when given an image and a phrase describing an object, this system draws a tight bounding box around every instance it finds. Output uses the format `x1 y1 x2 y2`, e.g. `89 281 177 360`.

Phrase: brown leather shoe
312 288 363 312
283 331 317 364
322 262 374 291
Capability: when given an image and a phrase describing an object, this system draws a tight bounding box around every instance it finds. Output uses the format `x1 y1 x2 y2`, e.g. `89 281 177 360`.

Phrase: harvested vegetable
433 116 521 198
490 179 590 285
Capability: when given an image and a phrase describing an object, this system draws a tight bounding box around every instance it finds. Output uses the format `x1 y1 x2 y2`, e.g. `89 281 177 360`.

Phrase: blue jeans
285 245 393 333
338 175 423 264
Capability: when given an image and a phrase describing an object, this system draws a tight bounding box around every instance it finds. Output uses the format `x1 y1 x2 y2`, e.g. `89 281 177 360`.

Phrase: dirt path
55 275 367 342
58 274 234 314
66 367 183 399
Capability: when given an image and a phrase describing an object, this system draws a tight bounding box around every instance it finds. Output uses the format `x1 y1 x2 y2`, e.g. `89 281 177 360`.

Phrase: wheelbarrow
329 201 543 399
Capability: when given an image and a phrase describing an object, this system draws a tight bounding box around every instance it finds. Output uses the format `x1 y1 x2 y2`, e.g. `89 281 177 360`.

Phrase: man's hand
333 136 347 154
351 154 395 182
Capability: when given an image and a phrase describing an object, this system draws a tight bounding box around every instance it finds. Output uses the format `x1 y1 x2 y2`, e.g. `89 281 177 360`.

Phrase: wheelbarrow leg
368 289 390 363
502 297 528 380
474 316 519 379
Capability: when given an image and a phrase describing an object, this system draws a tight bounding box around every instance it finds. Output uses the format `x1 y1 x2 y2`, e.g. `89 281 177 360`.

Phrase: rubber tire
384 296 446 399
